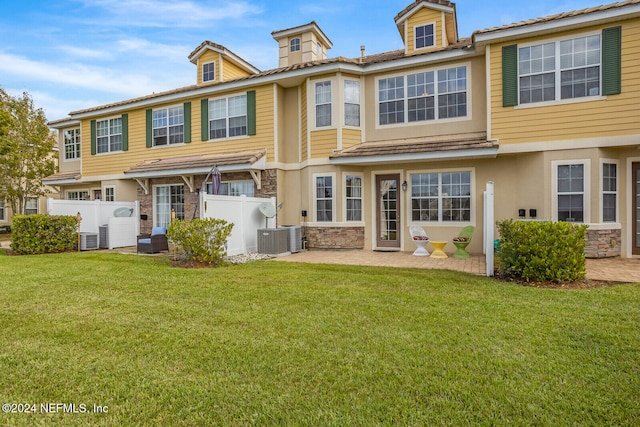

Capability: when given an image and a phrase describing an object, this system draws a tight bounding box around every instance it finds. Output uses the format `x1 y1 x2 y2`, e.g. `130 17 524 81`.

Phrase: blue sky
0 0 608 121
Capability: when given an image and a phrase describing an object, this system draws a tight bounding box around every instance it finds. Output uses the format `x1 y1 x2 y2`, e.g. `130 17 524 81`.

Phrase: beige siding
301 81 308 161
406 8 443 54
490 19 640 145
81 85 275 176
310 129 337 158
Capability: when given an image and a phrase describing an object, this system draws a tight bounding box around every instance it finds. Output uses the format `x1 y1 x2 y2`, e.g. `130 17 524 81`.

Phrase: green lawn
0 252 638 426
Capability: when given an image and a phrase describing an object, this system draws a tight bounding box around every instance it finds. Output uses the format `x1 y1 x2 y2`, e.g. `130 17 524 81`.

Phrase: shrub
496 219 587 283
167 218 234 266
11 214 77 255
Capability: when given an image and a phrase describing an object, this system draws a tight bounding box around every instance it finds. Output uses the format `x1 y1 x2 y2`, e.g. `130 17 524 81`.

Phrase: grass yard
0 252 638 426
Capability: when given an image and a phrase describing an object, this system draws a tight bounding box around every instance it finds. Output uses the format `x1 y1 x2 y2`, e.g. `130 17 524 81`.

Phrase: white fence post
484 181 495 277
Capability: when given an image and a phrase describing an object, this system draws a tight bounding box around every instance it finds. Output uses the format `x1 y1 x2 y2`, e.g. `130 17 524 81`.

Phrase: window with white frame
345 174 362 221
519 34 601 104
25 198 38 215
415 23 435 49
315 81 332 127
152 105 184 146
209 94 247 139
206 180 254 197
96 117 122 153
154 185 184 227
602 162 617 222
344 81 360 127
411 171 471 222
315 175 333 222
202 62 215 82
379 65 467 125
64 128 81 160
290 38 300 52
67 191 89 201
556 163 585 222
104 186 116 202
0 199 4 221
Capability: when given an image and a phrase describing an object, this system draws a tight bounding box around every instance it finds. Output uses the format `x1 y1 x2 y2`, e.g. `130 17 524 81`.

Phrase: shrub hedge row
496 219 587 283
167 218 234 266
11 214 77 255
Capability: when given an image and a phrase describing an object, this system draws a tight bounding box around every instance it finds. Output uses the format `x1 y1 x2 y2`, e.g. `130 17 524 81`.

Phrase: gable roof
394 0 455 24
188 41 260 74
271 21 333 48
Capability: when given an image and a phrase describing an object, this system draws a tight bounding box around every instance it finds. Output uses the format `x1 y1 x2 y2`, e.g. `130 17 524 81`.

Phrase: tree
0 89 55 215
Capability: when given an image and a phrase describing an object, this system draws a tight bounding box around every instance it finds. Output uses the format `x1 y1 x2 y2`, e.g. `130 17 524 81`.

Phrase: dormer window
290 38 301 52
202 62 215 82
415 23 435 49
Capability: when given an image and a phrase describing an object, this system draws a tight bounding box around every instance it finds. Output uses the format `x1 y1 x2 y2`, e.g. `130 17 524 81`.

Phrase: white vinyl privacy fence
201 195 276 256
47 198 140 249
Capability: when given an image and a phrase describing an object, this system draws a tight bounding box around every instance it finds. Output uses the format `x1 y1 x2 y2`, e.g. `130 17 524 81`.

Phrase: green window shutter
201 99 209 141
602 26 622 96
146 109 153 148
247 90 256 136
183 102 191 143
121 114 128 151
502 44 518 107
90 120 97 155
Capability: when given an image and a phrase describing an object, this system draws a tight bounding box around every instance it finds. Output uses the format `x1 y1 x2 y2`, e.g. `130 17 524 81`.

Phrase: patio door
376 174 401 249
633 163 640 255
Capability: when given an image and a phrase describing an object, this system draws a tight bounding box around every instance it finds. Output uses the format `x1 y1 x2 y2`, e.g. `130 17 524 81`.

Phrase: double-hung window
290 38 300 52
25 198 38 215
67 191 89 201
209 94 247 139
0 199 4 221
345 174 362 221
379 66 467 125
96 118 122 153
344 81 360 126
153 106 184 146
206 180 254 197
315 175 334 222
415 23 435 49
154 185 184 228
202 62 215 82
518 34 601 104
602 162 618 222
411 171 471 222
63 128 81 160
556 163 585 222
104 186 116 202
315 81 332 127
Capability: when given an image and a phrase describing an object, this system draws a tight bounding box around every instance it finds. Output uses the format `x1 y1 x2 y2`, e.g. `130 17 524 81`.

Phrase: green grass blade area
0 252 639 426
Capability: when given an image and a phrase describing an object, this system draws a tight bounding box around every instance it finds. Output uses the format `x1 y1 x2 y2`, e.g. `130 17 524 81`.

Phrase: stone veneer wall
585 228 621 258
137 169 277 234
304 226 365 249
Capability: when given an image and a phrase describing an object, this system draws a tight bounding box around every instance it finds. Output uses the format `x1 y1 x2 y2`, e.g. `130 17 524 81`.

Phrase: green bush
11 214 77 255
167 218 234 266
496 219 588 283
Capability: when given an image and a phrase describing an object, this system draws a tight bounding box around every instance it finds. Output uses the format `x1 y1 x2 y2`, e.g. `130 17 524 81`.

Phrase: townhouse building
46 0 640 258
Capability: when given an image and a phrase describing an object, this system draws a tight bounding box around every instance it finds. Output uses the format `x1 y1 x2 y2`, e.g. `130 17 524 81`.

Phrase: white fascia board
42 178 80 185
124 158 266 179
474 5 640 44
48 119 81 129
330 147 498 165
69 49 474 120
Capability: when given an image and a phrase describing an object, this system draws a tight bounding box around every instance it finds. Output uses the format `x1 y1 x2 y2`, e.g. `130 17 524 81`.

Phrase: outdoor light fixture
402 181 407 191
518 209 526 218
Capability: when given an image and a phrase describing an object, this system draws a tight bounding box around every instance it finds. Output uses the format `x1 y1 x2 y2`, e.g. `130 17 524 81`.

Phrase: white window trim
343 79 361 129
66 190 90 201
343 172 364 224
207 92 249 142
25 197 39 215
0 199 5 221
152 184 185 228
600 158 619 223
290 38 301 52
151 103 185 148
104 185 116 202
414 22 436 51
202 61 216 82
308 77 336 131
95 115 124 155
63 128 81 161
406 167 476 226
551 159 591 223
516 30 603 108
313 172 336 223
375 62 472 129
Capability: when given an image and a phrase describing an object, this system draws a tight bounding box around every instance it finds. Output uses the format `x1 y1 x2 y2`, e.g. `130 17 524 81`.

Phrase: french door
376 174 401 249
633 163 640 255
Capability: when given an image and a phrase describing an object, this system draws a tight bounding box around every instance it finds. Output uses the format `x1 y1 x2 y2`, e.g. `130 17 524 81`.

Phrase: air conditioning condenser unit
80 232 99 250
257 228 288 254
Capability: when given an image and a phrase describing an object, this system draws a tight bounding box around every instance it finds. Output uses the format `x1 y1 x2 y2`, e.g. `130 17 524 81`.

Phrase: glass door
376 174 401 249
633 163 640 255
